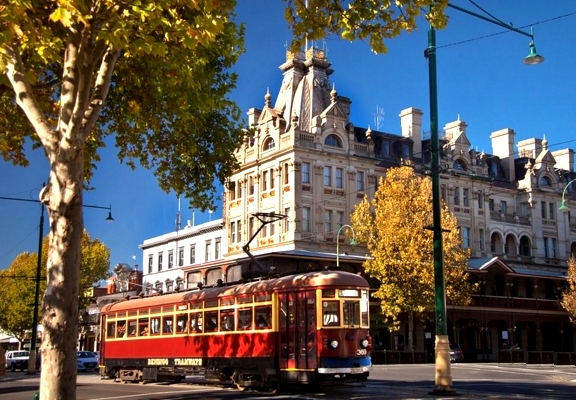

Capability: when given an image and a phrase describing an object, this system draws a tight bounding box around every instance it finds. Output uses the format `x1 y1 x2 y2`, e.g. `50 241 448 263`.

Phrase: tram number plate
351 367 363 374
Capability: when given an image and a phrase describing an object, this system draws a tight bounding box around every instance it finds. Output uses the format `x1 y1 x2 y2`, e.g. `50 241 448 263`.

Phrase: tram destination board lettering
147 358 203 366
148 358 169 366
175 358 203 366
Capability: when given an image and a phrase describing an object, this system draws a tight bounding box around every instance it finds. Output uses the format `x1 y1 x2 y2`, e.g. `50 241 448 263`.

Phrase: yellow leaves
49 7 72 27
351 166 472 322
49 1 89 28
561 257 576 318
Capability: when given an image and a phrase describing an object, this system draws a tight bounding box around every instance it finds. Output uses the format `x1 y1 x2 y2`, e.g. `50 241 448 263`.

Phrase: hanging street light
336 224 356 268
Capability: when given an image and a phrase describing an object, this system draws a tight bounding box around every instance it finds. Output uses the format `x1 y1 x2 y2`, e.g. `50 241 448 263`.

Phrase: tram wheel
267 380 281 394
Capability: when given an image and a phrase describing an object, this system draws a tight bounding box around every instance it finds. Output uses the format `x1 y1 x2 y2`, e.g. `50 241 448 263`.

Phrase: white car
77 351 99 372
5 350 29 372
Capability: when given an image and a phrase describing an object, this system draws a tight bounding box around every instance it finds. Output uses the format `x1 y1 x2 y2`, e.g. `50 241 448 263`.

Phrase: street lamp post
336 224 356 267
0 191 113 373
425 4 543 394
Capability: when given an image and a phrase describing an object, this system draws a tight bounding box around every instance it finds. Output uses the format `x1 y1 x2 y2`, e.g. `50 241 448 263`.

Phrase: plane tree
0 1 244 398
350 166 474 350
0 230 109 346
284 0 449 54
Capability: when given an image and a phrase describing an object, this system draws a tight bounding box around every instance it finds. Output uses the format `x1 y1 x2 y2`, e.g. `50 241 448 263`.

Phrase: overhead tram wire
438 10 576 50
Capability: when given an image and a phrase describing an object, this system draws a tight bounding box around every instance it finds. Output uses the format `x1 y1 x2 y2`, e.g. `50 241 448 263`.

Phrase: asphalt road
1 363 576 399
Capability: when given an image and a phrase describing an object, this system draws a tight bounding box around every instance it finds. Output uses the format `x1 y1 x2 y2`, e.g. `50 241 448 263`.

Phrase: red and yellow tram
99 269 372 390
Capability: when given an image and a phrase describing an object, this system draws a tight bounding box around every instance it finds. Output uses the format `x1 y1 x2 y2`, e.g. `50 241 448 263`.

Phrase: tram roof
101 269 369 313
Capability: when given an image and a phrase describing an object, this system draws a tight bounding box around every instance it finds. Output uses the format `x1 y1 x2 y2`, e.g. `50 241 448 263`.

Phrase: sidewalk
0 370 39 383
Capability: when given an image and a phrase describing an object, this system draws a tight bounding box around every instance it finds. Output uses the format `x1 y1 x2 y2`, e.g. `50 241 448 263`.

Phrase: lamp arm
562 179 576 200
336 224 356 267
447 3 533 39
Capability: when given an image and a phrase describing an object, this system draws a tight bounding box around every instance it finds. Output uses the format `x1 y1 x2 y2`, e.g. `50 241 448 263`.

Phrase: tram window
205 300 218 308
237 295 252 304
322 289 336 298
361 297 369 326
255 293 272 302
238 308 252 330
139 318 149 336
150 317 161 335
190 302 202 310
176 315 188 332
342 300 360 326
162 316 173 334
220 309 235 331
322 301 340 326
151 307 161 314
117 321 126 337
190 312 203 332
107 322 116 338
205 311 218 332
255 306 271 329
128 320 138 336
221 298 234 307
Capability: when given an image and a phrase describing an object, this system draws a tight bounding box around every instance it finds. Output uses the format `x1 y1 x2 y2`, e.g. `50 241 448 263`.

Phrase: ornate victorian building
142 47 576 362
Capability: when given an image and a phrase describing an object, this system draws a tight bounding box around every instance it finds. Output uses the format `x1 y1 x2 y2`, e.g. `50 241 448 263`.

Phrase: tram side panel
101 331 277 376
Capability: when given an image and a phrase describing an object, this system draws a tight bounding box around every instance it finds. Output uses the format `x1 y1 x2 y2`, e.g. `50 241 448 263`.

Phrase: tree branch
81 46 120 138
2 43 56 151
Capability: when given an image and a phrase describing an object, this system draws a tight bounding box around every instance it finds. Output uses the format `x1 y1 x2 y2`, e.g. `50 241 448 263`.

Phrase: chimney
490 128 516 182
552 148 574 172
399 107 423 159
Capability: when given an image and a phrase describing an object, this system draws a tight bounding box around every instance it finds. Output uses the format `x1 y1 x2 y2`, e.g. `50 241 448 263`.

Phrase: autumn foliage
351 166 473 330
561 257 576 320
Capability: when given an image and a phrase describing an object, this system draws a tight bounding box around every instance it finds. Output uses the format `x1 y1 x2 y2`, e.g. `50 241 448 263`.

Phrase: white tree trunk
39 150 84 400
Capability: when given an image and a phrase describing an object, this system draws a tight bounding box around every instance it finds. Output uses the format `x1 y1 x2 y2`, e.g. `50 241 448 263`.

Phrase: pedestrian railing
498 350 576 366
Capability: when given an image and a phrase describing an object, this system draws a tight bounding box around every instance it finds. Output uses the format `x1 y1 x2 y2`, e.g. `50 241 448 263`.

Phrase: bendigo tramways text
99 270 372 391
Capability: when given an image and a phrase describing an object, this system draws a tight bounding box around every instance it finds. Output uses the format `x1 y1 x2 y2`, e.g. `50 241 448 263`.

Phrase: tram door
278 291 317 371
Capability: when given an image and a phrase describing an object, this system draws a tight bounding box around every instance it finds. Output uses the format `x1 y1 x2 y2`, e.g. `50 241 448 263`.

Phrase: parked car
449 344 464 363
77 351 99 372
5 350 29 372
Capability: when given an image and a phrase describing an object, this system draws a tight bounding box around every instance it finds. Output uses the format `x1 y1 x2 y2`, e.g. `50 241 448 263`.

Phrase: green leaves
1 0 244 207
284 0 449 54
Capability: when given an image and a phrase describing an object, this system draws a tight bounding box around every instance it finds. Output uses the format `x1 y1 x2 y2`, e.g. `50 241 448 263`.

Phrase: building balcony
489 211 531 226
470 294 560 312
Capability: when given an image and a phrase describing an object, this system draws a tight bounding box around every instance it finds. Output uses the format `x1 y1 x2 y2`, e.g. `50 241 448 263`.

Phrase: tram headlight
360 338 369 349
329 339 339 349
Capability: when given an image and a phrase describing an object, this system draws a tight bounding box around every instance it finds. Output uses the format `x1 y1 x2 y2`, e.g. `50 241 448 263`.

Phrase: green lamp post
425 4 543 394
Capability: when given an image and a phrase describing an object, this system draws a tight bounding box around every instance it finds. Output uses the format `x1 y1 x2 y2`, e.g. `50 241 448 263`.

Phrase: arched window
453 159 467 171
490 232 503 254
263 137 275 151
505 234 517 256
324 134 342 148
540 175 551 186
519 236 531 257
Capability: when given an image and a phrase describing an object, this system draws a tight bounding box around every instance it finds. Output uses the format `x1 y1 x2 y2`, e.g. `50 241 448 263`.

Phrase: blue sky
1 1 575 271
